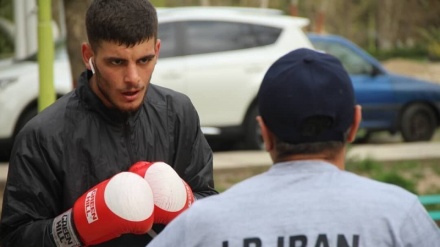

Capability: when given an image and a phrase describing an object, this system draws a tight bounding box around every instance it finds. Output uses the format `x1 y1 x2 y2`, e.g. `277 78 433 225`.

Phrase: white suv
154 7 313 149
0 0 73 161
0 6 312 159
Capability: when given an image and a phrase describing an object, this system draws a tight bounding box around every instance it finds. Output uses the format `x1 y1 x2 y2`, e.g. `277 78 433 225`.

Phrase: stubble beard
94 68 148 114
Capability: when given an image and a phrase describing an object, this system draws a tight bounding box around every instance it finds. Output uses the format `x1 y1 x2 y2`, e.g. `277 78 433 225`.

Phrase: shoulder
147 84 193 106
340 170 419 206
19 92 74 137
146 84 198 118
10 92 76 162
187 173 266 212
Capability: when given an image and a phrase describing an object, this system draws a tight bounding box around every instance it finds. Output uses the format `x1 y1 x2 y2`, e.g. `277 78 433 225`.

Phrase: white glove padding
52 172 155 246
129 161 195 225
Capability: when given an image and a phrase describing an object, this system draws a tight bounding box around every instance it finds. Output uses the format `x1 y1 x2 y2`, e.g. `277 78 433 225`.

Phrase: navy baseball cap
258 48 355 144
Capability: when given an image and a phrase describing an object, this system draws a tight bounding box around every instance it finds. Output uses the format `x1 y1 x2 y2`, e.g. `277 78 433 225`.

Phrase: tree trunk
376 0 404 50
63 0 91 88
289 0 299 16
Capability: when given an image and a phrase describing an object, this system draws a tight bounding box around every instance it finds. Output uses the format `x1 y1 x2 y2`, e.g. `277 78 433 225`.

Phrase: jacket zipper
124 120 135 164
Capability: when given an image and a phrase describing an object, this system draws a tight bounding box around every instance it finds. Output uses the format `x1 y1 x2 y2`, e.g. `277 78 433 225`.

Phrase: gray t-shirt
147 160 440 247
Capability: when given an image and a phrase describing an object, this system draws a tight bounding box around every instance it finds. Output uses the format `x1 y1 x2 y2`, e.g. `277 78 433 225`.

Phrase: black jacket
0 71 217 246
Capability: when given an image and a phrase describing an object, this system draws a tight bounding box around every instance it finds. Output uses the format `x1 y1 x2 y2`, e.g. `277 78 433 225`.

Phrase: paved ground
212 141 440 169
2 141 440 181
383 58 440 85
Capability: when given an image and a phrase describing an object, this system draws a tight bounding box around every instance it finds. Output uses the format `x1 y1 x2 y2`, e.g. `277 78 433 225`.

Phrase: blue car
308 33 440 142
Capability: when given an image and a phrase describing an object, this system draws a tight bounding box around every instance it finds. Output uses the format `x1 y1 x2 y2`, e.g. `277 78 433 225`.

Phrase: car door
312 37 397 130
179 20 280 128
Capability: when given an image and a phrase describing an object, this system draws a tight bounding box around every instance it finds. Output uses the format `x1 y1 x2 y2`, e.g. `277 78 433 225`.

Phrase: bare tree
289 0 299 16
63 0 92 88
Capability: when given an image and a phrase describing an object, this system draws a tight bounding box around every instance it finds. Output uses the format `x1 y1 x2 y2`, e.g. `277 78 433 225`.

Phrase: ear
257 116 274 151
347 105 362 143
155 39 161 61
82 42 94 71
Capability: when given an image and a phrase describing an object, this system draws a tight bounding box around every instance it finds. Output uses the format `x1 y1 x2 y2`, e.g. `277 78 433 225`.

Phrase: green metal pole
38 0 56 112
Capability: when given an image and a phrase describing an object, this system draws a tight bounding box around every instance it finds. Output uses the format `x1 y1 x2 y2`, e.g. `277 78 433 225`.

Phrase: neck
271 146 347 170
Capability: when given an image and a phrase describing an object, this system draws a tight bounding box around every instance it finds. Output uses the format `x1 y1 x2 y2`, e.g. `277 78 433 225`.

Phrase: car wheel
400 103 437 142
243 105 264 150
0 106 37 161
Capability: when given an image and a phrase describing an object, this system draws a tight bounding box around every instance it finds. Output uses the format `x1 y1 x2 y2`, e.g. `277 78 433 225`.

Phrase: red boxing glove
51 172 155 246
129 161 195 225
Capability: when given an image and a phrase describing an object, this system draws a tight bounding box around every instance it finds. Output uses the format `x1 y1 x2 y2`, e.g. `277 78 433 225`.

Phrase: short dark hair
273 116 347 160
86 0 158 50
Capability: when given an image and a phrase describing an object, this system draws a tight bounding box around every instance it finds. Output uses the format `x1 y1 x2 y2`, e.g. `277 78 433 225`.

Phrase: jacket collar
76 70 142 126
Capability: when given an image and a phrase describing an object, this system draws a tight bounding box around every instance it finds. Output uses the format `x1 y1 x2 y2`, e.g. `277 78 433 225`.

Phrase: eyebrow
141 54 156 60
104 54 156 62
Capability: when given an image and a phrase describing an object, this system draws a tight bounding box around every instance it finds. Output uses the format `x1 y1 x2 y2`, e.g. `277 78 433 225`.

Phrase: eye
111 59 124 65
139 56 154 64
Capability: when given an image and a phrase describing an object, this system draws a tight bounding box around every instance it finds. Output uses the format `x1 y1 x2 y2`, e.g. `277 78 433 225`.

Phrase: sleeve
0 125 61 246
170 93 218 200
399 199 440 245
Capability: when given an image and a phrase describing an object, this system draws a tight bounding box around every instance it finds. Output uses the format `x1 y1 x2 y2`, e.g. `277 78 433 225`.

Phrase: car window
251 24 282 46
158 22 180 59
312 40 373 75
183 21 281 56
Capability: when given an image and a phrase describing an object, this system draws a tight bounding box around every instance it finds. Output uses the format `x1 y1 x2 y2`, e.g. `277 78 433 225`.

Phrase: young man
147 48 440 247
0 0 217 246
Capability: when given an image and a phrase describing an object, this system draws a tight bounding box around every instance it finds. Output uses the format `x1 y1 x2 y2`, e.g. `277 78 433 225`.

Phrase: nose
124 63 141 85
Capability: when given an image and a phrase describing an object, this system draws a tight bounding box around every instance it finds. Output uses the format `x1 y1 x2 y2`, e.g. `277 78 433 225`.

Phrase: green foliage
215 159 440 196
0 0 14 58
0 0 13 21
418 26 440 61
150 0 167 7
367 46 428 61
432 165 440 176
373 172 417 194
346 159 439 195
0 30 14 59
346 158 383 174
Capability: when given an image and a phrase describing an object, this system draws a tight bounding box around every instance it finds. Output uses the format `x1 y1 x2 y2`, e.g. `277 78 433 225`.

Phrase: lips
122 90 140 102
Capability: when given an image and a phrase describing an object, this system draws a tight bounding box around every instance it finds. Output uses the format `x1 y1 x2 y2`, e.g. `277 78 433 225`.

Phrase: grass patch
214 159 440 196
214 166 269 192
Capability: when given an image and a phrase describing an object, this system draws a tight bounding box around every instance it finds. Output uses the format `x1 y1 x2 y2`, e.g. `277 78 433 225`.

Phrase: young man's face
85 38 160 113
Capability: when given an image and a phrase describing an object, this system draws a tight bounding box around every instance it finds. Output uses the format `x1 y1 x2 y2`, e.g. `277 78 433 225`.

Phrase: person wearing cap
146 48 440 247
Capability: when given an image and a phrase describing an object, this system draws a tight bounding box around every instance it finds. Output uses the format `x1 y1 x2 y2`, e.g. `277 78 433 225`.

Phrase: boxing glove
51 172 155 247
129 161 195 225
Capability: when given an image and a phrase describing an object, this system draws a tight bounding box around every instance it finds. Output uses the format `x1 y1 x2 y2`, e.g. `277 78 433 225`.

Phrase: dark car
308 33 440 142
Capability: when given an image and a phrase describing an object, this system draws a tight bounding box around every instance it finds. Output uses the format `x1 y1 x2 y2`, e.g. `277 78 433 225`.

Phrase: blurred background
2 0 440 74
157 0 440 61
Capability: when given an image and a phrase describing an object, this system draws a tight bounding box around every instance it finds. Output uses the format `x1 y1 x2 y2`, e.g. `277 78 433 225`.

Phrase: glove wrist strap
52 209 83 247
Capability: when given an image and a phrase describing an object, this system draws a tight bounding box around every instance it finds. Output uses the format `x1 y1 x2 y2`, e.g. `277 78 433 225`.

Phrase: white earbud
89 57 95 74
